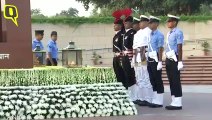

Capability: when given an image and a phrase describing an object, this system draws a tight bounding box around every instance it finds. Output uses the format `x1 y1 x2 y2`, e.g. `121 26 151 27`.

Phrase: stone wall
32 21 212 66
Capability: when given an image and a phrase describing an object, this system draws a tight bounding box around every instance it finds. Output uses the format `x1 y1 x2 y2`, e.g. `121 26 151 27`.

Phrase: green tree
31 9 46 18
56 7 79 17
76 0 212 15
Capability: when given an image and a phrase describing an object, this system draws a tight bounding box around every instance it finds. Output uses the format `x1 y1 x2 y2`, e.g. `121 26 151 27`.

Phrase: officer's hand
178 61 184 71
157 61 163 70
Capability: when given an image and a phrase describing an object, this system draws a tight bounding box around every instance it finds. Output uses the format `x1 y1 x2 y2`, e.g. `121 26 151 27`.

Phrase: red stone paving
48 93 212 120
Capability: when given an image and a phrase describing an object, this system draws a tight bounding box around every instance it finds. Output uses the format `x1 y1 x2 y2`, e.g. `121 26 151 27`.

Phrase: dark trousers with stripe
147 58 164 94
113 56 127 88
46 58 58 66
166 58 182 97
121 55 136 88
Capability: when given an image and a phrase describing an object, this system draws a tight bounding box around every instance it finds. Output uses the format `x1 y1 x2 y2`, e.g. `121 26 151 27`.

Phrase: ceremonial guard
121 8 137 101
147 16 165 108
165 14 184 110
132 15 154 106
112 10 126 88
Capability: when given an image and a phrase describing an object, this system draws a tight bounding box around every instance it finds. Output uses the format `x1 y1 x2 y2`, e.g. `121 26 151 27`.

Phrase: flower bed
0 67 116 86
0 83 137 119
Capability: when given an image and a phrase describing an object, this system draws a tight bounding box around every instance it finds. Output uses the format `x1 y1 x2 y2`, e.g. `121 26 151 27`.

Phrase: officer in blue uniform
32 30 44 64
165 14 184 110
147 16 165 108
46 31 58 66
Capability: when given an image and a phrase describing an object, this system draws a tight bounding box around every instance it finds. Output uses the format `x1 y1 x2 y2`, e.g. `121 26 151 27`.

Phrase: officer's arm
177 31 184 61
178 44 182 61
158 34 164 61
47 44 55 65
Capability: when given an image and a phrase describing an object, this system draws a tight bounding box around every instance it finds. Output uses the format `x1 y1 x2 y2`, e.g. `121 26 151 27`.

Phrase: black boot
149 103 163 108
165 105 182 110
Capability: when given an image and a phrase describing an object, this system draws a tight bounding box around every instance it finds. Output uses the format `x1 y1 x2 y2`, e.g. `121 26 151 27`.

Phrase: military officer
147 16 165 108
132 15 154 106
121 14 137 101
165 14 184 110
112 16 126 88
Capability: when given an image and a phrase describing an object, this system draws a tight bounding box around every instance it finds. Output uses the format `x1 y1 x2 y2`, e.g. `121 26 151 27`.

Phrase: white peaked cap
133 17 140 21
149 15 161 21
140 15 149 20
167 14 180 19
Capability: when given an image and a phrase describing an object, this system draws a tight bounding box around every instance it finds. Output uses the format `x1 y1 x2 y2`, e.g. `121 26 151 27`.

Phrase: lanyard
166 31 172 51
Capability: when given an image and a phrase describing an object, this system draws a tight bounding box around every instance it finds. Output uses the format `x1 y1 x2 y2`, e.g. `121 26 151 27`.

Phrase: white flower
50 105 55 109
97 109 102 115
91 107 96 112
55 93 60 97
103 109 107 113
23 101 28 106
129 111 134 115
78 100 83 105
89 114 94 117
67 113 71 118
0 101 3 104
18 94 24 98
65 98 71 103
72 113 77 118
127 107 133 111
76 96 80 99
59 110 65 115
36 109 42 115
40 99 45 103
33 98 39 102
99 105 104 109
106 113 111 116
124 110 129 115
80 109 85 115
49 109 54 114
46 115 51 119
66 108 72 113
15 105 20 110
94 104 98 108
3 106 9 110
108 108 113 113
31 110 36 115
83 114 88 117
82 104 86 109
78 114 83 118
75 107 80 112
55 103 60 107
27 115 32 120
20 115 26 120
60 115 65 118
122 107 127 111
113 111 117 116
1 95 8 99
10 110 16 116
101 113 106 117
125 102 130 106
32 104 38 109
49 94 54 97
5 112 10 117
86 109 91 114
9 104 14 109
42 110 47 114
4 101 10 106
65 93 71 96
118 111 123 115
9 94 17 99
0 111 3 116
61 95 66 98
52 98 57 102
14 90 20 94
58 99 63 103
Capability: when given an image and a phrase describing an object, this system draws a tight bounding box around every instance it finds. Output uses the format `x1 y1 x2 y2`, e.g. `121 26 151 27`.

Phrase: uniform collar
115 30 121 34
50 39 56 44
170 27 177 33
151 29 158 35
34 39 41 42
125 28 132 33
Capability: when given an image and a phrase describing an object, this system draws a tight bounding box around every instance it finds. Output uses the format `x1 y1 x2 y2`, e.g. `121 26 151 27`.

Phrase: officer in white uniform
132 15 153 106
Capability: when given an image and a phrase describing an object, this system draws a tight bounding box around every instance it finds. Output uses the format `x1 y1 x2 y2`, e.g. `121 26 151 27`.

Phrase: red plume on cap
122 8 132 18
122 8 133 22
112 9 123 24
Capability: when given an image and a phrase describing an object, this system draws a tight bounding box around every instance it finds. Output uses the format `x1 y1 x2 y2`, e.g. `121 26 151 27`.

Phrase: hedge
0 67 116 86
31 16 212 25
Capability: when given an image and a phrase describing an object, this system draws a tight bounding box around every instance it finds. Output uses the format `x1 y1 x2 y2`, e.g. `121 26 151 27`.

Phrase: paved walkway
57 85 212 120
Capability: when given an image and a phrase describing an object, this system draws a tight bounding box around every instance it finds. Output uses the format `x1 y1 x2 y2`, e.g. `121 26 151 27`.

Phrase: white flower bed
0 83 137 120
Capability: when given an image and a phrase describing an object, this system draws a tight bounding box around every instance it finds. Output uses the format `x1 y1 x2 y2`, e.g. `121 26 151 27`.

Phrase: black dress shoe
133 100 139 104
137 100 149 106
165 105 182 110
149 103 163 108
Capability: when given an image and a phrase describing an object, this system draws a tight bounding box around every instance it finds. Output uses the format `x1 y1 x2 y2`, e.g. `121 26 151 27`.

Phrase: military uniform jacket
122 29 136 60
113 31 123 53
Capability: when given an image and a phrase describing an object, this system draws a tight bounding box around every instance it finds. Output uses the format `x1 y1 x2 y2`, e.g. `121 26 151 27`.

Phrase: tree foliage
76 0 212 15
31 9 46 18
56 7 79 17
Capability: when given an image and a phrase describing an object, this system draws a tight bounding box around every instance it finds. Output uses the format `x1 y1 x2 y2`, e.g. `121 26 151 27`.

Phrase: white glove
178 61 184 71
157 61 163 70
